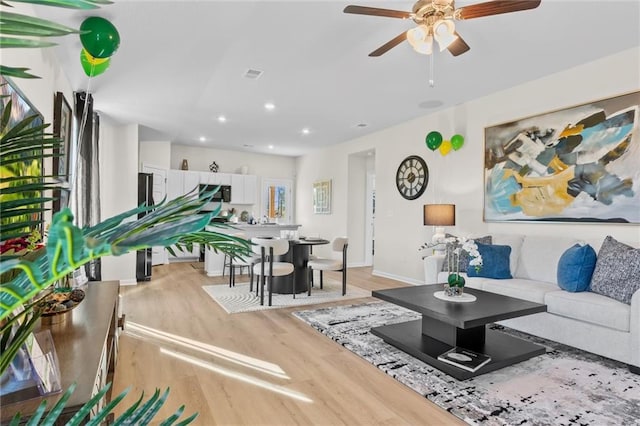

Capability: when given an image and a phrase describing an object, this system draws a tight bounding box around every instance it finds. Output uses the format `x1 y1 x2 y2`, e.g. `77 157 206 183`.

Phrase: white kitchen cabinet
243 175 257 204
166 169 184 201
183 170 200 194
231 174 244 204
230 174 257 204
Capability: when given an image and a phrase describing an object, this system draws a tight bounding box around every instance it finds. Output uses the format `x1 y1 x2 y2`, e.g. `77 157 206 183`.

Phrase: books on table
437 347 492 372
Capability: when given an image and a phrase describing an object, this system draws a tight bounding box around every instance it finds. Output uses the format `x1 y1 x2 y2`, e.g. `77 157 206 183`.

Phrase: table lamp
423 204 455 253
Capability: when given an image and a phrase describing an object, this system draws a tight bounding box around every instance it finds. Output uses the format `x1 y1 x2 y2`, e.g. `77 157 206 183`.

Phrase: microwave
199 184 231 203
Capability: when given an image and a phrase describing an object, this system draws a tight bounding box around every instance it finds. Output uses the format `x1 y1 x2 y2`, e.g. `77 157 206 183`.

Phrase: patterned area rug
202 279 370 314
293 301 640 426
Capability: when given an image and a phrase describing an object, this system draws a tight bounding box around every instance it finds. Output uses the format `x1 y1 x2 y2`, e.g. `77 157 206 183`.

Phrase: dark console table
1 281 122 425
371 284 547 380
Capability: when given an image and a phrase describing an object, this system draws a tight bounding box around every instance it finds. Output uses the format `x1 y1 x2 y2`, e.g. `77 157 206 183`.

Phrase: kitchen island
204 223 302 277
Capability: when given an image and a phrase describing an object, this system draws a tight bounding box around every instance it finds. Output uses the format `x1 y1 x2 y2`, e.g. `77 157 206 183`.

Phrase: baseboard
347 261 368 268
119 278 138 286
206 269 224 277
371 270 423 286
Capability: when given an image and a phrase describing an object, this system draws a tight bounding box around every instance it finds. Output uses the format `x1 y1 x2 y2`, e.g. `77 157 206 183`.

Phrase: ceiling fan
344 0 541 57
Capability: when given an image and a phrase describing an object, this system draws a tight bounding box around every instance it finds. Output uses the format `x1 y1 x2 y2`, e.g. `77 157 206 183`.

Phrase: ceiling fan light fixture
406 25 429 46
413 34 433 55
433 19 457 51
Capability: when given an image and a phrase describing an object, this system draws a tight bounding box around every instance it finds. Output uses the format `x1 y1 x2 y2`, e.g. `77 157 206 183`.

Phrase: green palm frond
3 0 111 9
1 102 63 241
0 12 80 37
8 384 196 425
0 190 252 320
0 65 39 79
0 36 57 49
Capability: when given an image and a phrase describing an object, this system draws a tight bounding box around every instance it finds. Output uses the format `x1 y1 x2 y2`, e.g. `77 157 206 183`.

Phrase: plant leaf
0 11 80 37
0 36 57 48
5 0 102 9
0 65 40 78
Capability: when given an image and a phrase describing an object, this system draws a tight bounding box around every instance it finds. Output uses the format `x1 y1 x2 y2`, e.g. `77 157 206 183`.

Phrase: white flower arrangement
420 235 483 275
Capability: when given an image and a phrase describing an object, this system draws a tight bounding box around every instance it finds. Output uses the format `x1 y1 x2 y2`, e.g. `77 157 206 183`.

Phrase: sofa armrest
423 254 445 284
630 289 640 368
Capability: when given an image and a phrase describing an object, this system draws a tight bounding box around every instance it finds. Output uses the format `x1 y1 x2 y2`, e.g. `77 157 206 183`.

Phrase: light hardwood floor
112 262 465 426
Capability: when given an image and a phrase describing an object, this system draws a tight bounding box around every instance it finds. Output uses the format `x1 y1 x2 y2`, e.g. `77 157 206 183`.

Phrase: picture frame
484 91 640 224
313 179 332 214
0 75 44 235
52 92 72 213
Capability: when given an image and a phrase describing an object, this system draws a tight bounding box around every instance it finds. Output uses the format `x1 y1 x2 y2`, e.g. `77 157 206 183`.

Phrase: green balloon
80 49 110 77
80 17 120 59
426 131 443 151
451 134 465 151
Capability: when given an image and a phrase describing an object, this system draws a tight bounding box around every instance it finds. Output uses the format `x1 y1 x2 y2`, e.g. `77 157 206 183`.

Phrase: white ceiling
39 0 640 156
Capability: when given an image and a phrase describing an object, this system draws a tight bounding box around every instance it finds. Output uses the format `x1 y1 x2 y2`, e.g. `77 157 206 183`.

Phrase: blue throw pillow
557 243 597 292
467 243 512 279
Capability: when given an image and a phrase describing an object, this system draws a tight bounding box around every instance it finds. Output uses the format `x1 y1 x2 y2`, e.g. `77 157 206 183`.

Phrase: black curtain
73 92 101 281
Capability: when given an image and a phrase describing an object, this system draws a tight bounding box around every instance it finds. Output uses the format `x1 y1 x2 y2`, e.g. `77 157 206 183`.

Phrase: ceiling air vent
243 69 263 79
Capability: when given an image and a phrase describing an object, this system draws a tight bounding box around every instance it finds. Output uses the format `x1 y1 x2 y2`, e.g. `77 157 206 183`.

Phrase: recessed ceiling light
264 102 275 111
268 145 274 149
218 115 227 123
199 136 206 142
301 128 310 135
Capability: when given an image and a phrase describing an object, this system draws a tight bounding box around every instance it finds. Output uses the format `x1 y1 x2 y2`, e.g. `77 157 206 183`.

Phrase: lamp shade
423 204 455 226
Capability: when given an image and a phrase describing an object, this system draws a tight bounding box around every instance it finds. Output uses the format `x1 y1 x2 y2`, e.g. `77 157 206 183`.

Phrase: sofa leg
629 365 640 375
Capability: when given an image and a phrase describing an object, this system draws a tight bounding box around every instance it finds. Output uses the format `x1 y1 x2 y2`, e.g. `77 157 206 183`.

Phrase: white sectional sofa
423 234 640 373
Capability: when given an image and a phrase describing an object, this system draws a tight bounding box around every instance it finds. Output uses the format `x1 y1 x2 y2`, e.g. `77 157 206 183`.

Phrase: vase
181 159 189 170
445 273 465 297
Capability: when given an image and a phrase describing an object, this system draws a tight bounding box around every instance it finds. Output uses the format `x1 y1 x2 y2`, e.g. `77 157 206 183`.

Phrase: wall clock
396 155 428 200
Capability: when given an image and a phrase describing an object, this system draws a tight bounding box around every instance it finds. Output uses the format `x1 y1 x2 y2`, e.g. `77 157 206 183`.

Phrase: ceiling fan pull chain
428 53 435 87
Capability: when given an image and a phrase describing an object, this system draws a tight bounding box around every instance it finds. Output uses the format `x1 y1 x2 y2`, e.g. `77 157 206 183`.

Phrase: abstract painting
313 180 331 214
484 91 640 223
0 76 44 236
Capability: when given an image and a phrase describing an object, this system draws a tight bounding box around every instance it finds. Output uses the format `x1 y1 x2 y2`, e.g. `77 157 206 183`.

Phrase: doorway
347 150 375 267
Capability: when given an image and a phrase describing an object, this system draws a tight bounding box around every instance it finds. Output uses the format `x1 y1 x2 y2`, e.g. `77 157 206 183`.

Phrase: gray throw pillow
589 236 640 305
441 234 492 273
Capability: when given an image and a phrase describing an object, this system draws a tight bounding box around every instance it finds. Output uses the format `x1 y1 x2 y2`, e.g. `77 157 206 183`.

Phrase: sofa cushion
492 234 525 278
441 234 492 273
557 244 597 292
590 236 640 305
515 236 580 284
545 290 631 332
467 243 512 279
482 278 559 304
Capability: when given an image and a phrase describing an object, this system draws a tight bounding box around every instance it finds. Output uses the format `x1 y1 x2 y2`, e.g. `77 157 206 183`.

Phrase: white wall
296 47 640 284
139 140 171 170
170 144 296 178
99 120 139 284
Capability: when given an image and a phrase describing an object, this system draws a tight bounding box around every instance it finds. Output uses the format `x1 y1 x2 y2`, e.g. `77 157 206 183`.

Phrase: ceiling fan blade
369 31 408 57
343 5 412 19
448 32 470 56
457 0 541 20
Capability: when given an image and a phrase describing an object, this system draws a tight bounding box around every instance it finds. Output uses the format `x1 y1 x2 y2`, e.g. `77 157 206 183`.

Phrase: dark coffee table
371 284 547 380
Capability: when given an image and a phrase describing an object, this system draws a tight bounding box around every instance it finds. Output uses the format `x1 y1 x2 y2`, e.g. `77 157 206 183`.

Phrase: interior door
142 164 168 265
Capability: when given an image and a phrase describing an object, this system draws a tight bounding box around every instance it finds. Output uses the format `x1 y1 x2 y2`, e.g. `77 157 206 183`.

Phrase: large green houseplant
0 0 252 423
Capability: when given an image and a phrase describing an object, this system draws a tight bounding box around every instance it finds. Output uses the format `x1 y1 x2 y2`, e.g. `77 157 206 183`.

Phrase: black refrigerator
136 173 153 281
